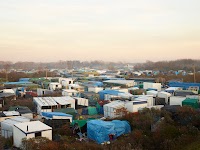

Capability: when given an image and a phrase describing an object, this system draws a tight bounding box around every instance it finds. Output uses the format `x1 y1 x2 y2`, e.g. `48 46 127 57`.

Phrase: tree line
0 61 128 70
134 59 200 71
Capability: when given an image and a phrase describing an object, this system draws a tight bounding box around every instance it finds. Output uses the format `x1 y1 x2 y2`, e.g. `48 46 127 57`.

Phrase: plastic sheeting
111 120 131 137
168 82 200 90
87 120 131 144
182 98 199 109
81 108 88 115
88 107 98 115
42 112 72 118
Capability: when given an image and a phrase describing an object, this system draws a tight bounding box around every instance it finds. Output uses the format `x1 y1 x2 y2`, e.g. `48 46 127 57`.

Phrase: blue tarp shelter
19 78 30 82
87 120 131 144
42 112 73 119
168 82 200 90
98 90 123 100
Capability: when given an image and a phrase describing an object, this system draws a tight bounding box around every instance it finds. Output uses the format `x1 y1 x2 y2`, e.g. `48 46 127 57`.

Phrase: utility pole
45 67 48 79
193 65 196 83
4 63 10 82
5 70 8 82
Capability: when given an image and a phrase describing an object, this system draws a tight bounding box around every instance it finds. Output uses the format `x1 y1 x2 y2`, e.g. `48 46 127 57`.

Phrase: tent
81 108 88 115
182 98 199 109
87 120 131 144
54 108 77 119
96 103 104 114
41 112 73 122
88 107 98 115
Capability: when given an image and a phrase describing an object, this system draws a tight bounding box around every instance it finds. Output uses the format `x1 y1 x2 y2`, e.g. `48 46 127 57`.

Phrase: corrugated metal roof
3 111 20 116
53 97 75 105
103 80 134 85
33 97 58 106
2 116 30 125
104 100 125 108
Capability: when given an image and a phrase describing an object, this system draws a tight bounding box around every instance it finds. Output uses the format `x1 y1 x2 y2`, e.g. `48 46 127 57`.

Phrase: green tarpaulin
182 98 199 109
88 107 98 115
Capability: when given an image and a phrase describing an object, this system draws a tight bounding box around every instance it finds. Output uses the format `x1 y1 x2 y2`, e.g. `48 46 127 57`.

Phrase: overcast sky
0 0 200 63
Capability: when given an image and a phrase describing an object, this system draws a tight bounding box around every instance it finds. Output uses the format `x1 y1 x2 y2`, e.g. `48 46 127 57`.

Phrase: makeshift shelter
103 101 125 118
96 103 104 114
170 96 186 106
143 82 161 91
1 116 30 138
87 120 131 144
81 108 88 115
174 90 196 97
33 97 58 115
13 121 52 148
98 90 123 100
54 108 77 119
125 100 148 113
111 120 131 137
146 90 158 97
9 106 33 119
88 107 98 115
157 91 171 104
42 112 73 122
182 98 199 109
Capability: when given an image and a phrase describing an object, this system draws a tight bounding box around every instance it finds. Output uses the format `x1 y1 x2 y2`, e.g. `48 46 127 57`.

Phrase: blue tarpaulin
111 120 131 137
87 120 131 144
81 108 88 115
168 82 200 90
98 90 123 100
42 112 72 119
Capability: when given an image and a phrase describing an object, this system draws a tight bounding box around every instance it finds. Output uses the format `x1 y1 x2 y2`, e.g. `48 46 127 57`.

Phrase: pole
46 68 48 79
5 70 8 82
193 65 196 83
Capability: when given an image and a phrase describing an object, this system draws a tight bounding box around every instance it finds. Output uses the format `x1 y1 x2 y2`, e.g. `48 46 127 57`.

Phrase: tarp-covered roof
87 120 131 144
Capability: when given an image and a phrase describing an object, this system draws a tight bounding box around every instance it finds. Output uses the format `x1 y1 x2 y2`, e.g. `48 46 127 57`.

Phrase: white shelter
169 96 186 106
73 97 89 106
53 96 75 109
62 89 79 97
48 82 62 91
143 82 161 91
158 91 171 104
103 101 125 118
125 100 148 113
33 97 58 115
13 121 52 148
1 116 30 138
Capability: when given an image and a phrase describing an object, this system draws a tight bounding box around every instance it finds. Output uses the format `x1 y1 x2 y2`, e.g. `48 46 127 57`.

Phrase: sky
0 0 200 63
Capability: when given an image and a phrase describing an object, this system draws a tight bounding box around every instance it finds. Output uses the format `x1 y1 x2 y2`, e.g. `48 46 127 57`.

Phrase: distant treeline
0 61 128 70
134 59 200 71
0 59 200 71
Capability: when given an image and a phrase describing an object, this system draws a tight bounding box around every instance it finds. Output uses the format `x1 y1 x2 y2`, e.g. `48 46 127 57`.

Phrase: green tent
88 107 98 115
54 108 77 119
9 105 29 111
182 98 199 109
72 118 95 128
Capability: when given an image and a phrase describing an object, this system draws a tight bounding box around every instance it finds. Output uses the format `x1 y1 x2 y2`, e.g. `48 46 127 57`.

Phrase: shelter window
66 104 71 108
35 132 41 137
